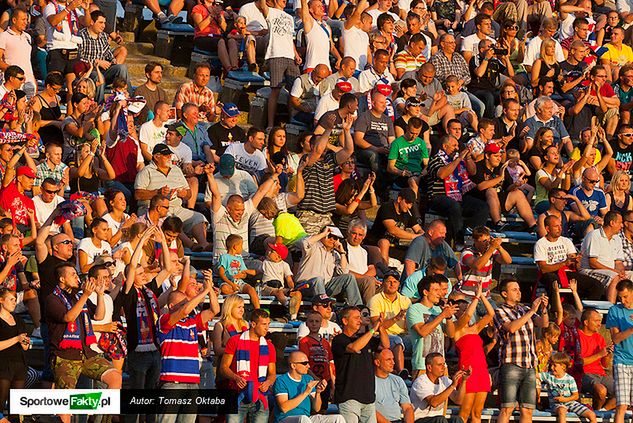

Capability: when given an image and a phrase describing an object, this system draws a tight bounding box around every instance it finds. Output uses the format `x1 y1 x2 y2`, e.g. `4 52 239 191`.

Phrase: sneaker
31 327 41 338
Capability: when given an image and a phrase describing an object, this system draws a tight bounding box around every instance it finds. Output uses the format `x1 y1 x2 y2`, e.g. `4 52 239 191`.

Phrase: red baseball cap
17 166 35 178
484 143 502 154
268 243 288 260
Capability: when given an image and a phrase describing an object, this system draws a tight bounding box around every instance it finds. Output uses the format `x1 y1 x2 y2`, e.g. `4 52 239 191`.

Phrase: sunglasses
56 240 73 246
293 361 310 366
317 303 332 308
43 188 57 194
553 196 567 200
622 133 633 137
104 262 116 267
14 76 25 81
505 25 518 30
585 178 600 184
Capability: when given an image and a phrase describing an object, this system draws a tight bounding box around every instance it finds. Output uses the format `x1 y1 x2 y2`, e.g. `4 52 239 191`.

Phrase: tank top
304 19 332 71
37 94 62 121
607 191 631 215
343 26 369 70
106 135 139 185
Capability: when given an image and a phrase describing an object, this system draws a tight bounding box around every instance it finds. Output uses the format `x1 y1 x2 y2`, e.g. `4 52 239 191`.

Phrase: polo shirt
394 48 427 74
0 28 34 86
180 122 212 162
134 162 189 210
525 115 570 146
368 292 411 335
580 227 624 269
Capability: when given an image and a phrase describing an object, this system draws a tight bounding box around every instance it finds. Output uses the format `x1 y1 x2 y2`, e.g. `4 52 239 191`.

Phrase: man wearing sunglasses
0 64 25 100
570 168 608 227
33 177 74 239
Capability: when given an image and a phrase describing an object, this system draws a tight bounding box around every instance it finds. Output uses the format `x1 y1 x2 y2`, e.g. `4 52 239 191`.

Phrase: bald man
374 349 414 423
273 351 346 422
290 64 331 126
570 168 608 226
319 57 361 96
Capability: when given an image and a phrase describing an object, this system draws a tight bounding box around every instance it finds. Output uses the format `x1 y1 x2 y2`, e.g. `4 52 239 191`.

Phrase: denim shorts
499 364 537 409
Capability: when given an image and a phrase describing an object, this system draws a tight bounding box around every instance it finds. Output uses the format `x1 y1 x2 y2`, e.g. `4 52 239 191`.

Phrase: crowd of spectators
6 0 633 421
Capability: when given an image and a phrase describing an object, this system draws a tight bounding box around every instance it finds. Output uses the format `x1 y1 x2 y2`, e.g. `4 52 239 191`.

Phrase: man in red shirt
571 65 621 138
221 309 276 423
0 165 37 227
579 308 616 411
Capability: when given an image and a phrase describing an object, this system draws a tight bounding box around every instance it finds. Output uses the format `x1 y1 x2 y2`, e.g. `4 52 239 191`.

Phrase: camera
493 47 508 56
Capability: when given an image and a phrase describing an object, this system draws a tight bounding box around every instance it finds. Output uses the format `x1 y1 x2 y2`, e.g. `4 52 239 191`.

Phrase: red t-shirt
192 4 222 38
224 334 276 387
0 181 35 226
298 335 333 381
590 83 616 98
578 329 607 376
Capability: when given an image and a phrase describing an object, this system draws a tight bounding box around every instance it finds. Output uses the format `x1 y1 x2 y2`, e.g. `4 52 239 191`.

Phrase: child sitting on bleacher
539 352 597 423
505 149 535 202
261 243 301 320
217 234 260 309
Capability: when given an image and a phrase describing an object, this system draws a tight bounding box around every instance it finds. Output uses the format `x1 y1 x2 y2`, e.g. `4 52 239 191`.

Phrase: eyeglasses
292 361 310 366
56 240 73 246
505 25 519 30
553 196 567 200
14 76 25 81
342 161 354 165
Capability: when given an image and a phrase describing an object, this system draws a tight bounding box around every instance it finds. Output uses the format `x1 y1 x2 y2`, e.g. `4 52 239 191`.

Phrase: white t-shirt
262 259 293 284
559 14 596 42
523 36 565 66
411 374 452 419
139 120 167 152
358 67 395 93
343 26 370 70
168 142 193 167
534 236 577 265
77 238 112 270
461 33 496 57
103 212 129 239
89 291 114 353
347 243 369 275
314 93 339 122
366 9 399 31
580 228 624 269
225 142 268 175
618 0 633 13
43 2 84 50
204 170 258 205
33 194 65 234
304 19 332 70
296 320 342 342
239 2 268 32
265 7 295 60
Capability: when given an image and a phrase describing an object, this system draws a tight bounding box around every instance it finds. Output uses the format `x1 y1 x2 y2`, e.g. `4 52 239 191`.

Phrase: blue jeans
92 64 131 103
338 399 377 423
226 399 269 423
499 363 536 409
125 350 161 423
301 274 363 306
466 92 485 118
428 195 489 244
157 383 199 423
40 322 53 382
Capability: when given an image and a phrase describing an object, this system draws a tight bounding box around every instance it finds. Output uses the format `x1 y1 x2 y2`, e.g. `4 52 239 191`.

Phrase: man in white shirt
358 49 395 94
523 18 565 73
580 211 633 303
342 0 371 71
225 127 268 180
366 0 399 31
319 56 360 96
344 219 379 304
204 154 258 207
314 78 354 123
0 8 35 96
33 178 73 238
410 352 468 422
296 295 342 342
461 13 496 63
139 100 169 161
299 0 342 71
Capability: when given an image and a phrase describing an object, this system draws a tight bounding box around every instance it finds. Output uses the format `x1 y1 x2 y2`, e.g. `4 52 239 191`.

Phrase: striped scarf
53 286 96 350
226 323 247 337
135 286 159 352
235 331 270 410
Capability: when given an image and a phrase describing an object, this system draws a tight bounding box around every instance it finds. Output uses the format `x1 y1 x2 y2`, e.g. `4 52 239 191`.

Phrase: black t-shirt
332 332 380 404
467 160 513 201
493 117 519 152
559 60 588 94
368 201 418 241
468 56 505 91
37 255 72 324
116 281 162 352
316 111 344 146
207 122 246 156
394 116 430 137
0 314 26 366
612 142 633 177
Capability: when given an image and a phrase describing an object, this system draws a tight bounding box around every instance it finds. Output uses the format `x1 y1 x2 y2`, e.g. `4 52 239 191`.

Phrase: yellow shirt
603 43 633 67
368 292 412 335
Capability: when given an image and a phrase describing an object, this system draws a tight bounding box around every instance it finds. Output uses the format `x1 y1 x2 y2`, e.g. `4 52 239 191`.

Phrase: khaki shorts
52 354 115 389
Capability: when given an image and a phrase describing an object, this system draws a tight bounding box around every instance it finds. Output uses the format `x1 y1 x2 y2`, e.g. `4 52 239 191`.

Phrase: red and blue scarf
135 286 159 352
235 331 270 410
53 286 96 349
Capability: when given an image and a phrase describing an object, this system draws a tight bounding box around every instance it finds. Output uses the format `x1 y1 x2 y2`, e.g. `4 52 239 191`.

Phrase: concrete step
124 41 154 56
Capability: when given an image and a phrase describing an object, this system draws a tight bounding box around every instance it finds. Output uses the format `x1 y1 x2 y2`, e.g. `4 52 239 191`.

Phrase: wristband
369 328 375 335
354 197 361 203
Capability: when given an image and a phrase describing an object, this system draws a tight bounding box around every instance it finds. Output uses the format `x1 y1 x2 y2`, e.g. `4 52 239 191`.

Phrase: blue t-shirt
570 186 607 218
375 374 411 421
401 270 452 300
406 302 444 370
539 372 578 406
273 373 315 421
217 253 247 281
606 303 633 365
525 115 570 146
403 237 458 278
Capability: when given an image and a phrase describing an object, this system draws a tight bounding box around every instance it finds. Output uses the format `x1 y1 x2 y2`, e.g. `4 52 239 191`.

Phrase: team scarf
225 323 247 337
135 286 160 352
235 331 270 410
53 200 87 226
104 94 146 141
0 129 37 144
437 149 475 201
53 286 96 349
51 0 80 35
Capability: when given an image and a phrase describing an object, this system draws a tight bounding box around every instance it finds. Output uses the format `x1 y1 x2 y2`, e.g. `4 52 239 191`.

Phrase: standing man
374 349 414 423
494 278 549 423
606 279 633 423
299 0 342 72
0 8 35 96
133 62 168 125
259 0 301 129
332 306 389 423
221 309 277 423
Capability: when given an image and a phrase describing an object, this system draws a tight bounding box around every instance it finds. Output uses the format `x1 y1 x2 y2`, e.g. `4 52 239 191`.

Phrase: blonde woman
530 38 562 89
211 294 248 388
607 171 633 214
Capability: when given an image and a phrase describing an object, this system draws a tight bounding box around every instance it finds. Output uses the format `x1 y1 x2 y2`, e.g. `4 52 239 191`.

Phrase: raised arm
125 226 159 294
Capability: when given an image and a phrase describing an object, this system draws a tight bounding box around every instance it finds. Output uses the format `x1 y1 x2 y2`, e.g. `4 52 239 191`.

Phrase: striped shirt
539 372 578 405
494 303 539 369
212 199 254 256
158 312 208 383
297 150 337 214
394 48 427 73
459 247 497 297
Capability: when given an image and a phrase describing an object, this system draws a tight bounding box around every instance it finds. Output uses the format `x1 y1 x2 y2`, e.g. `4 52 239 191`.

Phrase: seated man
410 352 468 422
134 144 210 250
579 211 633 303
466 143 537 232
273 351 345 423
344 219 380 304
366 188 423 265
314 78 354 123
524 96 573 155
203 154 257 208
387 117 429 193
289 64 329 127
225 127 268 181
207 103 246 160
164 122 202 209
536 188 591 239
374 349 415 422
33 178 73 238
570 168 608 227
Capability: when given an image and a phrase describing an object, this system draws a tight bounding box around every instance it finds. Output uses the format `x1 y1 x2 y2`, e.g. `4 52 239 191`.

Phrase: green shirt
388 136 429 174
273 212 307 245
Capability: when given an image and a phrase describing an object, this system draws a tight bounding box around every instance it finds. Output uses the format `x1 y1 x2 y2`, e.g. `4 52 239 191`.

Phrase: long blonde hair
611 170 631 196
219 294 248 329
540 38 556 64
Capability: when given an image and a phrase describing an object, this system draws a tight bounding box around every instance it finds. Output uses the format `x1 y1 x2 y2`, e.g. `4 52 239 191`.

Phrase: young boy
297 310 335 412
217 234 260 309
539 352 597 423
261 243 302 320
445 75 478 131
505 148 535 201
